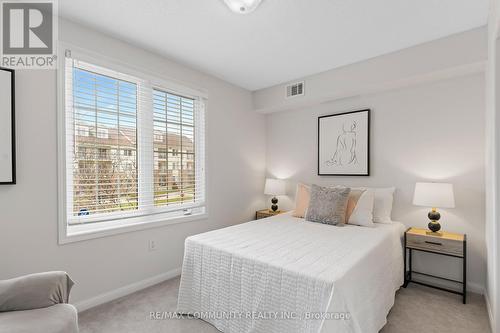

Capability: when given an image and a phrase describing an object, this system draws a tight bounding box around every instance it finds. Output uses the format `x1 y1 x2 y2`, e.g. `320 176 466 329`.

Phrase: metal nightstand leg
403 233 407 287
463 239 467 304
403 247 413 288
409 249 412 282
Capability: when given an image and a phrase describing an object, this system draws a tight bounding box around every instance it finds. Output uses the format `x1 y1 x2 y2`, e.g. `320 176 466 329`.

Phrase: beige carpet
79 277 491 333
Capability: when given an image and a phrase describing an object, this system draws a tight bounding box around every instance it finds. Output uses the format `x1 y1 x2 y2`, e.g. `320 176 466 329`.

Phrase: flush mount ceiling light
223 0 263 14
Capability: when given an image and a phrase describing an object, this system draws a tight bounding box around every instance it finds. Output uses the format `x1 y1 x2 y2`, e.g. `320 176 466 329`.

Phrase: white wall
254 27 486 114
486 0 500 330
0 19 266 304
265 74 486 291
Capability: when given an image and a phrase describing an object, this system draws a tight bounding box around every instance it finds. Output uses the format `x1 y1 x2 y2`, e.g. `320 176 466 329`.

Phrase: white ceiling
59 0 489 91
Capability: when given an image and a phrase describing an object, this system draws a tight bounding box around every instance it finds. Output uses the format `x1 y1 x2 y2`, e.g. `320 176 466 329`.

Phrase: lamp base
271 197 279 212
428 220 441 233
426 208 442 233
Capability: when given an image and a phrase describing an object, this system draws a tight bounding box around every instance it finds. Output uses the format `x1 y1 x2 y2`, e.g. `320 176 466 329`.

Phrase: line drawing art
325 120 358 166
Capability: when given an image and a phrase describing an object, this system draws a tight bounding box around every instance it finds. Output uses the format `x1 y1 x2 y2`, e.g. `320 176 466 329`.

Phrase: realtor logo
1 0 58 69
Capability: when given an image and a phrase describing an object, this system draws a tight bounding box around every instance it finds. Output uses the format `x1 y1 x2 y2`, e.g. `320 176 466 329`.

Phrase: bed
177 213 405 333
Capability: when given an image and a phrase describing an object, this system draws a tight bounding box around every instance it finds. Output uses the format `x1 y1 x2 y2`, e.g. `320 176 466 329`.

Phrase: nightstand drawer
406 233 463 257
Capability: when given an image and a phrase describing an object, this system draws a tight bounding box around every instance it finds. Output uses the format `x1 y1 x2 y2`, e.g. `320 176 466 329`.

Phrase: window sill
59 210 207 244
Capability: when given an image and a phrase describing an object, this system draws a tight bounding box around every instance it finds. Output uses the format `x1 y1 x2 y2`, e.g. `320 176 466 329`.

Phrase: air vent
286 81 305 98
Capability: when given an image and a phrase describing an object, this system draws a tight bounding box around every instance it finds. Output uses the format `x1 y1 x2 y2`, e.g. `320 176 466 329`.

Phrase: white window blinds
64 54 206 226
152 89 204 207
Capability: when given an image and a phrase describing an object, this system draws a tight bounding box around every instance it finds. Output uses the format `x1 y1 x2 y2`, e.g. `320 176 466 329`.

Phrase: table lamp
264 178 286 212
413 182 455 234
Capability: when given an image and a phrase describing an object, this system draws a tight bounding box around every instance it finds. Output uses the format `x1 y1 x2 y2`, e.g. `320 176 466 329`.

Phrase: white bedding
177 213 405 333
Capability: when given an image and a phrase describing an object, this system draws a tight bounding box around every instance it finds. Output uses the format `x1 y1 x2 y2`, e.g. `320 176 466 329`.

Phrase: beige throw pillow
345 189 365 223
292 183 310 218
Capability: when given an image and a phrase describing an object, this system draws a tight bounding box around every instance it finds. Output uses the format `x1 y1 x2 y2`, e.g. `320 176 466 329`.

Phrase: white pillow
372 187 395 223
351 187 395 223
347 189 375 227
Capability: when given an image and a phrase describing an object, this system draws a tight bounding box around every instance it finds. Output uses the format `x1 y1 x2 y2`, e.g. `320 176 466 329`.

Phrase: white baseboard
467 281 485 295
484 291 495 333
74 267 182 312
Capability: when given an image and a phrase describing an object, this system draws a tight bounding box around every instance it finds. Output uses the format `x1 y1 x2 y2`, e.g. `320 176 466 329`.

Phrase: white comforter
177 213 405 333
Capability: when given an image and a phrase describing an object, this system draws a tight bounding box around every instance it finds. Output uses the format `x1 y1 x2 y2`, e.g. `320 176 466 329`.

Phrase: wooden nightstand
404 227 467 304
255 209 285 220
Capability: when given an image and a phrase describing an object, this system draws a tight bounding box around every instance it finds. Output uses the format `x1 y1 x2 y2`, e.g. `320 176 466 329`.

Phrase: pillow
292 183 310 218
372 187 395 223
351 187 395 223
345 189 365 223
305 184 351 225
293 185 372 221
347 189 375 227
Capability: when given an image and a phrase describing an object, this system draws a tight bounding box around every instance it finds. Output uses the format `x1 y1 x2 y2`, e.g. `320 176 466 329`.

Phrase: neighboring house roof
75 125 193 152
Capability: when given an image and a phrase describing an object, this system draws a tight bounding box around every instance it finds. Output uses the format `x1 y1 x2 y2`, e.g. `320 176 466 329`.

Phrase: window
153 90 196 207
71 66 137 217
61 51 206 241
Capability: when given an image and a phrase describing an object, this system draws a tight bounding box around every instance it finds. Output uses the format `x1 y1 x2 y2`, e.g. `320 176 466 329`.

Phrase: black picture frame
317 109 370 176
0 67 15 185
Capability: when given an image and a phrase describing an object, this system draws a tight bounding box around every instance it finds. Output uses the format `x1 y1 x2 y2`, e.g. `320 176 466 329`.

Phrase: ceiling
59 0 489 91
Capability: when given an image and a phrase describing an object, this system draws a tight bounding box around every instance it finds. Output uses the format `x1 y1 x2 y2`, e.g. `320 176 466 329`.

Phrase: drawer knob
425 241 442 246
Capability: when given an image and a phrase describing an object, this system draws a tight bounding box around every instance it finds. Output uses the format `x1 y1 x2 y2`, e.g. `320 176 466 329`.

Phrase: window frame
57 43 208 244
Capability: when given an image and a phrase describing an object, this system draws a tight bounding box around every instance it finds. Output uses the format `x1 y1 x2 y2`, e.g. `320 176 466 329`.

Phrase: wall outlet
148 240 157 252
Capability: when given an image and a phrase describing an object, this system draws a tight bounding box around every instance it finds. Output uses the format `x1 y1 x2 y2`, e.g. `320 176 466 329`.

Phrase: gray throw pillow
305 184 351 225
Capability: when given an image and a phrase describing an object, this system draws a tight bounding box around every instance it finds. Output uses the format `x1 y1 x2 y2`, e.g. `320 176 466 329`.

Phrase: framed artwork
0 67 15 184
318 109 370 176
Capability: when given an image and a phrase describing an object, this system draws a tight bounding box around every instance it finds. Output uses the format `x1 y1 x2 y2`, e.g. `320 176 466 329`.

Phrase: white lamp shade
413 182 455 208
264 178 286 196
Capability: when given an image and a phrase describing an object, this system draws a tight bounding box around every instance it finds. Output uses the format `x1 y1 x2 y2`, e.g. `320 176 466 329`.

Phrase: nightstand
255 209 285 220
404 227 467 304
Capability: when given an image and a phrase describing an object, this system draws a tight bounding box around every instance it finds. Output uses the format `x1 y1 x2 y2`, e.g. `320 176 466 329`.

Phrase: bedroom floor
78 277 490 333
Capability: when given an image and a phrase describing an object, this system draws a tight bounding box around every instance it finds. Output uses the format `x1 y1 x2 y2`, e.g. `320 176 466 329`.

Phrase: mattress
177 213 405 333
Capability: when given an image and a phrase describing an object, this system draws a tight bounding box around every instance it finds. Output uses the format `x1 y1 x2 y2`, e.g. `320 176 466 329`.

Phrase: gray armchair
0 272 78 333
